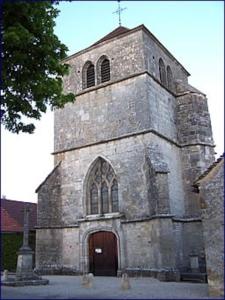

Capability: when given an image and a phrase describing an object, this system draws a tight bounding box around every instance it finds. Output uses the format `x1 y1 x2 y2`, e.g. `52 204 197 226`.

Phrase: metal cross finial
113 0 127 26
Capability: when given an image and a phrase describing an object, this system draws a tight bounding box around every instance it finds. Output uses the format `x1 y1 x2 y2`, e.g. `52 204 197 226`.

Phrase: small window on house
101 59 110 83
159 58 167 86
166 66 173 91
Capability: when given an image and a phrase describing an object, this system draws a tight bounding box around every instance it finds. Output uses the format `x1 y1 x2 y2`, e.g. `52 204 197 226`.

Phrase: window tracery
87 158 118 215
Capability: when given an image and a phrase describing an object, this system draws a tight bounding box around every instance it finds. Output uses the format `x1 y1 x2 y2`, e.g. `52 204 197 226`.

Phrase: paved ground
1 275 223 299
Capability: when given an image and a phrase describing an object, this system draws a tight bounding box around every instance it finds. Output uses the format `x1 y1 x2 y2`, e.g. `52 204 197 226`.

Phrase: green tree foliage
2 232 36 271
1 1 75 133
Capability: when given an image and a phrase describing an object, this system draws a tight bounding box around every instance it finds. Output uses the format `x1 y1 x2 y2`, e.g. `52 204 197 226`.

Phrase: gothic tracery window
87 158 118 215
159 58 167 87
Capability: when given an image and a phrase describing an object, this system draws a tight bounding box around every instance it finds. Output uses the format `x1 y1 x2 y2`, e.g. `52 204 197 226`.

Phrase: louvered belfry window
88 157 118 215
101 59 110 83
86 64 95 88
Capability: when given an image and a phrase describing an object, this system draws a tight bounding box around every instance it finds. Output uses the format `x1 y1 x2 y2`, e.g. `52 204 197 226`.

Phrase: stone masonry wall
176 92 215 216
52 132 185 222
180 145 215 216
54 75 149 152
36 216 177 276
63 30 145 95
199 159 224 297
122 218 176 271
55 73 180 154
63 28 189 97
37 164 62 227
142 30 189 85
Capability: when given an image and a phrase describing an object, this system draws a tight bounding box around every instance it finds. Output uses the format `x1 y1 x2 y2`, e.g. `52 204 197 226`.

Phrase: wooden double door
89 231 118 276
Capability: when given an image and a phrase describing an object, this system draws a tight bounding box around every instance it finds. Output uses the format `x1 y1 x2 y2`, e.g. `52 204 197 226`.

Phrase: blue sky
1 1 224 202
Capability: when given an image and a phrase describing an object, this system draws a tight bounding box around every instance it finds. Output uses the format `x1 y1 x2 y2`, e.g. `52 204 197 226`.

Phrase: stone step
180 272 207 283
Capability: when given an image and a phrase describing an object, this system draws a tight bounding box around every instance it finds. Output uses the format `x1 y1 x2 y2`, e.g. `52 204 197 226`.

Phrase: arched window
101 59 110 83
159 58 167 86
96 56 110 84
166 66 173 91
87 158 118 215
82 61 95 89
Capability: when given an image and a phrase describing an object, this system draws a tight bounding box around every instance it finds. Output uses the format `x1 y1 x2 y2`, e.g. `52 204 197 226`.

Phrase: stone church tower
36 25 215 280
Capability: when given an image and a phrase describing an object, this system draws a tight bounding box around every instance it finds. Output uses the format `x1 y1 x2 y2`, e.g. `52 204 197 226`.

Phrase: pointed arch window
87 158 118 215
159 58 167 86
166 65 173 91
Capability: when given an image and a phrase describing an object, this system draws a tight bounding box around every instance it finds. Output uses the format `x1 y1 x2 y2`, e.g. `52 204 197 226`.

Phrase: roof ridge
90 26 130 47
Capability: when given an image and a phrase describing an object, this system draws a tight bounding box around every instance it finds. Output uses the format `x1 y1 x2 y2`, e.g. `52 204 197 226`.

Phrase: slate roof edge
193 153 224 186
62 24 190 76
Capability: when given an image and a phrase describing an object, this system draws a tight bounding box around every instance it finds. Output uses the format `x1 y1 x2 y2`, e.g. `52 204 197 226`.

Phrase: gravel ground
1 275 223 299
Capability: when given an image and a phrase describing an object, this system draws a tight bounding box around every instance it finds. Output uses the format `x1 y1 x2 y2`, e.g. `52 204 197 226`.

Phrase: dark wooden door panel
89 231 118 276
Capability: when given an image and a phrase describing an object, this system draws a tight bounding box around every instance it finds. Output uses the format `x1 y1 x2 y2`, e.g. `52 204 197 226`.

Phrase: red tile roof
1 199 37 232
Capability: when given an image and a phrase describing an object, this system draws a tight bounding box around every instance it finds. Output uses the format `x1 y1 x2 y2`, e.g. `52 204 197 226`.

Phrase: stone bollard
2 270 8 281
81 274 89 287
121 273 131 290
87 273 94 288
81 273 94 288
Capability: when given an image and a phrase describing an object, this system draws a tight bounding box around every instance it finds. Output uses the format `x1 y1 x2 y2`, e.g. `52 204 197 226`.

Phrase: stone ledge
172 217 202 223
52 127 215 156
35 224 79 229
125 268 180 282
1 278 49 286
180 272 207 283
121 214 174 224
35 267 80 276
77 213 124 223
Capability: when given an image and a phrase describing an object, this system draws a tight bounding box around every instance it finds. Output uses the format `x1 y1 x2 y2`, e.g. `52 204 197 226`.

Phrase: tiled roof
90 26 130 47
1 199 37 232
194 153 224 185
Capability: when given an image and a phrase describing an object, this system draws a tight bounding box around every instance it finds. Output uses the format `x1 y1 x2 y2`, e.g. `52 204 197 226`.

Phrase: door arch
89 231 118 276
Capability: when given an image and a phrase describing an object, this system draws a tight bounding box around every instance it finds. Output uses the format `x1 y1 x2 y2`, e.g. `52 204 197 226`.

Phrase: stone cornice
52 128 215 156
121 214 174 224
172 217 202 223
35 224 79 230
74 70 176 98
